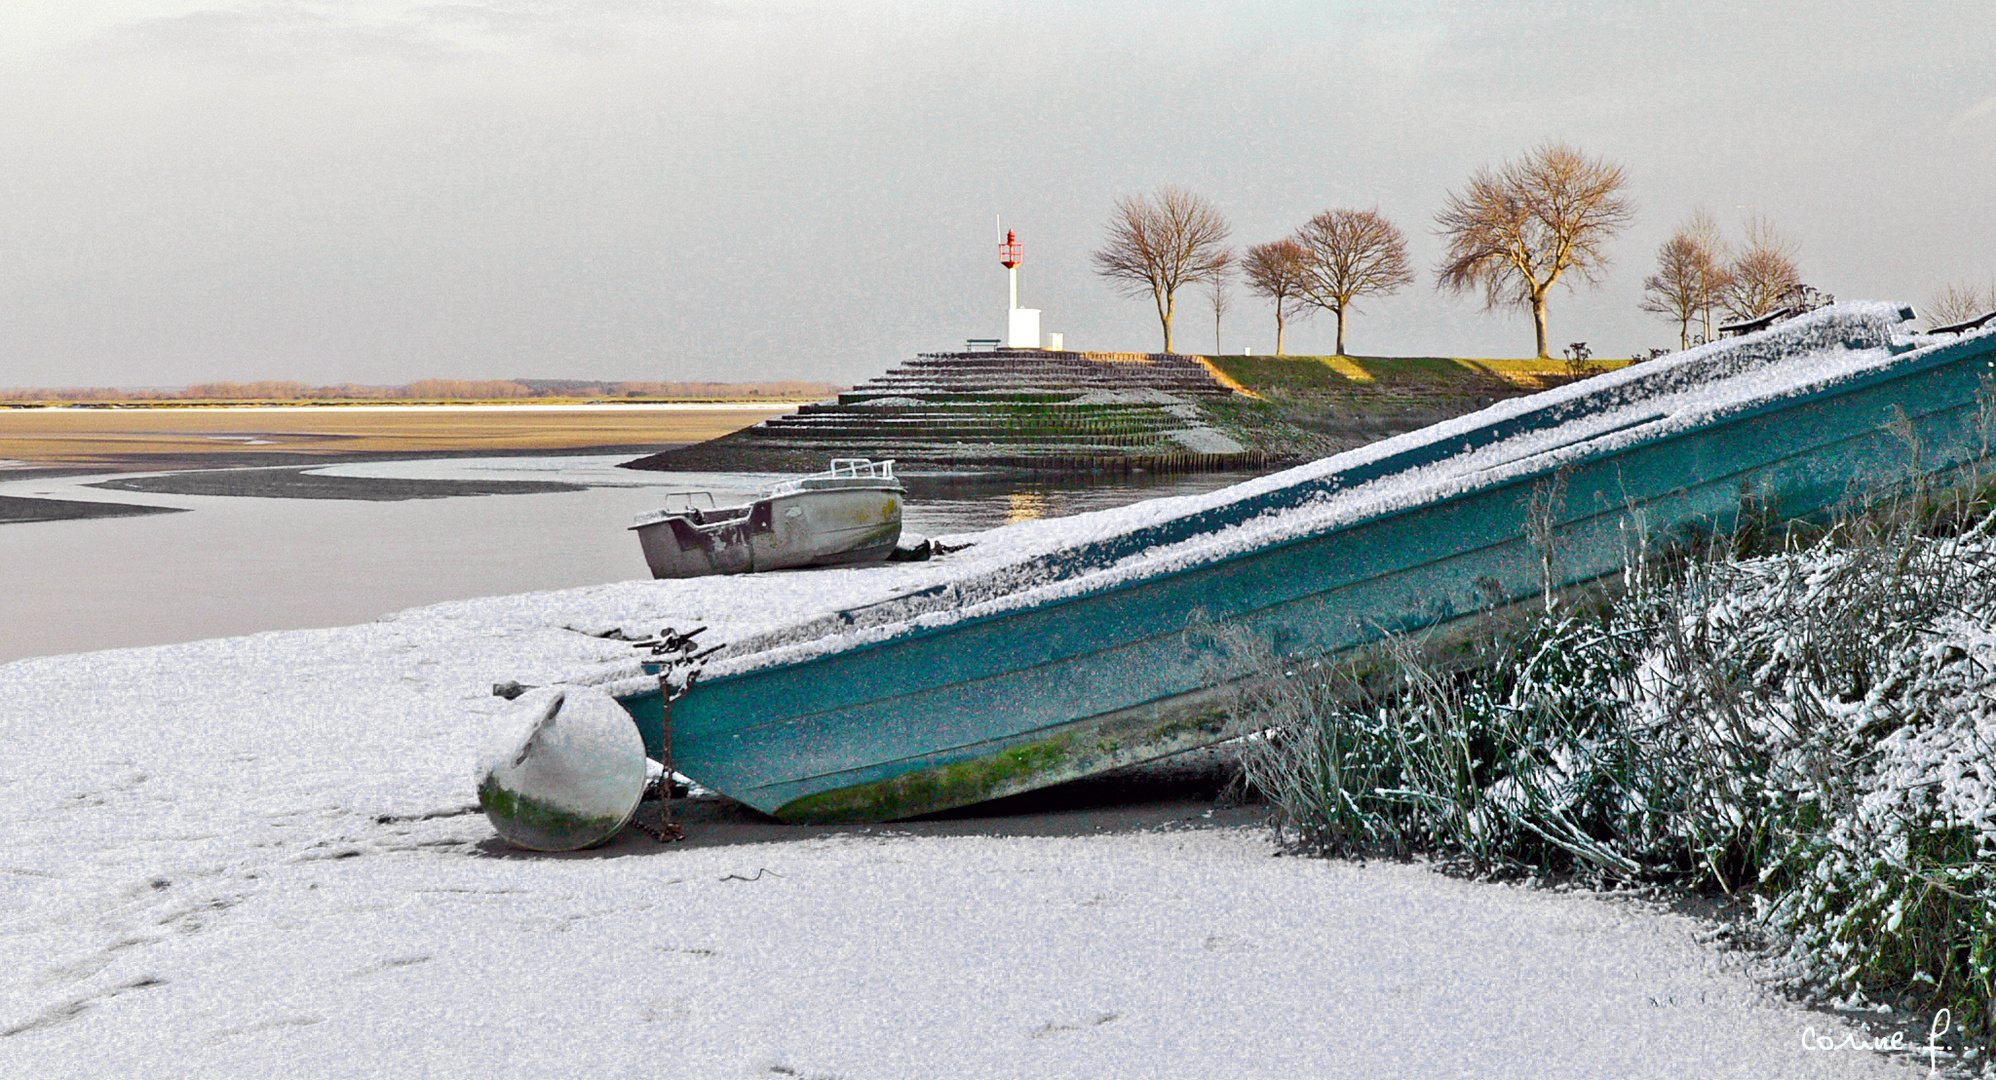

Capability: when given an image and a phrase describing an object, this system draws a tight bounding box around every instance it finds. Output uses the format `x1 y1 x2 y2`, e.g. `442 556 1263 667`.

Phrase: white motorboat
630 459 904 578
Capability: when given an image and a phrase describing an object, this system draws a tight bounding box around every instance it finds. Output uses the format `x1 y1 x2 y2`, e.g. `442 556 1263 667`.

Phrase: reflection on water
1005 491 1050 523
0 458 1274 662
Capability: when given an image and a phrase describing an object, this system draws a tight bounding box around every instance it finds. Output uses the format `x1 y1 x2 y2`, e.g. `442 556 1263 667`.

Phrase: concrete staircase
846 350 1234 397
739 350 1264 471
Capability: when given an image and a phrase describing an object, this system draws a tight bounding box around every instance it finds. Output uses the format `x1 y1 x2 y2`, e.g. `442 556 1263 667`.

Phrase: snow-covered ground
0 582 1927 1077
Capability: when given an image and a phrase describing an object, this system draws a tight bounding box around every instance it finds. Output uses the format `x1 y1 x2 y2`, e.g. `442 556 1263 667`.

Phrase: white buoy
475 685 646 851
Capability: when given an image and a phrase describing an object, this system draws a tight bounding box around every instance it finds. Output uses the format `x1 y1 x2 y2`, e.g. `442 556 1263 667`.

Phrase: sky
0 1 1992 388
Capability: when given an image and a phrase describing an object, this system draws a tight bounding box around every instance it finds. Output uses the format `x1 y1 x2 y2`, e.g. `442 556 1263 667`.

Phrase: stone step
798 400 1188 416
763 412 1181 429
705 348 1247 472
746 431 1175 448
756 422 1181 438
865 368 1221 378
853 379 1224 393
745 427 1178 445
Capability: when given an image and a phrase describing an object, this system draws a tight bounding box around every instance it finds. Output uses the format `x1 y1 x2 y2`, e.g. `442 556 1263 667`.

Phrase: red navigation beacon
1000 229 1022 269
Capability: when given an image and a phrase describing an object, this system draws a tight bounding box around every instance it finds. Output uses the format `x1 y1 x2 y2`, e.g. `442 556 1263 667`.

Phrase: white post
1009 265 1018 311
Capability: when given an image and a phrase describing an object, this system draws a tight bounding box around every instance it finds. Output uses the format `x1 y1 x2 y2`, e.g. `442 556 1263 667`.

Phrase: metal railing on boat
762 458 897 496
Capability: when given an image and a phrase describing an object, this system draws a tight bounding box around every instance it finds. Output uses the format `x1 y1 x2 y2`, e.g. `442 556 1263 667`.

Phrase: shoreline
0 442 684 476
0 399 826 412
0 446 697 518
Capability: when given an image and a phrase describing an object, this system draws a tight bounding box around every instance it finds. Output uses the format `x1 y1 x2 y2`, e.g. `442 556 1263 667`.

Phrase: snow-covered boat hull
614 305 1996 822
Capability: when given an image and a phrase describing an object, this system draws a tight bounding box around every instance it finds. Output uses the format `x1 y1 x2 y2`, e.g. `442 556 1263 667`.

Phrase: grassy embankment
1196 353 1631 461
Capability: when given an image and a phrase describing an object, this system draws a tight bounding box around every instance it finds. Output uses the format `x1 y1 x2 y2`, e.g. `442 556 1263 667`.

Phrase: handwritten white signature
1800 1008 1951 1077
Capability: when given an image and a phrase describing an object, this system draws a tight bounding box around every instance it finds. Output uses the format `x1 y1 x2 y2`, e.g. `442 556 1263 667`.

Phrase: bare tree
1294 208 1414 356
1092 186 1233 353
1688 210 1732 343
1925 279 1996 328
1435 141 1636 359
1206 250 1235 355
1242 238 1311 355
1639 209 1731 350
1722 217 1801 322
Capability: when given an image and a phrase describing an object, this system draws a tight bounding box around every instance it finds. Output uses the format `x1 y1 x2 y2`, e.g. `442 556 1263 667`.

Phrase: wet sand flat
90 468 588 502
0 493 187 523
0 402 796 470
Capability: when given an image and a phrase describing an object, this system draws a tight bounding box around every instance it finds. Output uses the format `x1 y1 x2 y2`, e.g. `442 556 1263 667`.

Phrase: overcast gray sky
2 1 1992 388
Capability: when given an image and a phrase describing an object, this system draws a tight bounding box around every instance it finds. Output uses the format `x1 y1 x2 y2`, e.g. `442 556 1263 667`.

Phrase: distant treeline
0 378 843 403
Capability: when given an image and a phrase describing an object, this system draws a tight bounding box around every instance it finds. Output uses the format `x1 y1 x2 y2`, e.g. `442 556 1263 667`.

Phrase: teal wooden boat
612 304 1996 823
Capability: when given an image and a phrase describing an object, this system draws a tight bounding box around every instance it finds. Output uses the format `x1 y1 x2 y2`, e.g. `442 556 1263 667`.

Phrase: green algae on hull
770 691 1234 824
477 776 635 851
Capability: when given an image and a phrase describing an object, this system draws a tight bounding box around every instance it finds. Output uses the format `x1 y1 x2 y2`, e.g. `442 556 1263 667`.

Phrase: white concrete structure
1007 307 1041 349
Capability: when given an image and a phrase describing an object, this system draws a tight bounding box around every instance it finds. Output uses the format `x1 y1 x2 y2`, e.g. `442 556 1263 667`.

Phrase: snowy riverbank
11 306 1979 1074
0 585 1926 1078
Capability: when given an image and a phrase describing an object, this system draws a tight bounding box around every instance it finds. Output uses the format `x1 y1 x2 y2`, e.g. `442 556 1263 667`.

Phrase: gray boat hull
632 483 903 578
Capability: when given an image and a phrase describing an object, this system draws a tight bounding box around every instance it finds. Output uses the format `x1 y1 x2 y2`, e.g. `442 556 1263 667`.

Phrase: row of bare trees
1926 279 1996 329
1090 192 1425 356
1240 210 1414 355
1640 215 1996 345
1092 142 1636 358
1638 212 1813 349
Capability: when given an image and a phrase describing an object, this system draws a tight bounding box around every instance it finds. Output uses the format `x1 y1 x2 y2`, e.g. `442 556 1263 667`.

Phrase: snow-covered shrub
1229 498 1996 1045
1632 511 1996 1041
1754 611 1996 1043
1228 608 1655 875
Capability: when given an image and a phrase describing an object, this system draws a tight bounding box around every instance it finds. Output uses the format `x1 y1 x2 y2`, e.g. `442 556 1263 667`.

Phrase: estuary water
0 455 1256 663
